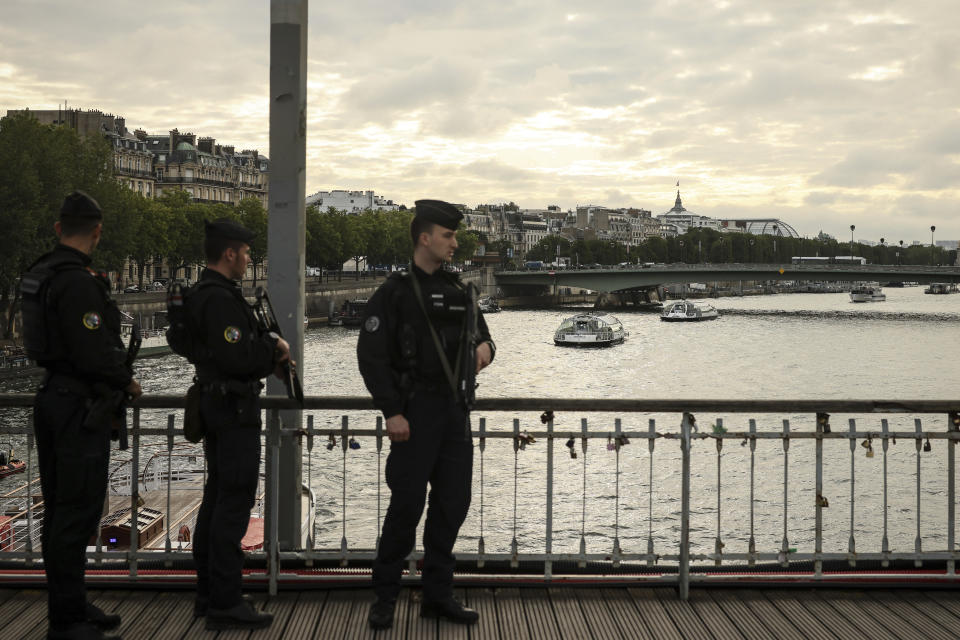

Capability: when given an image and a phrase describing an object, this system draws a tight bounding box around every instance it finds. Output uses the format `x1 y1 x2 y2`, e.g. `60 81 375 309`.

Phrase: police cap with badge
205 218 255 244
60 190 103 221
414 200 463 230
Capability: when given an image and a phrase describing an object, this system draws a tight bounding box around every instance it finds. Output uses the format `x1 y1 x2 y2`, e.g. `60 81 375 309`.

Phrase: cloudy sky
2 1 958 243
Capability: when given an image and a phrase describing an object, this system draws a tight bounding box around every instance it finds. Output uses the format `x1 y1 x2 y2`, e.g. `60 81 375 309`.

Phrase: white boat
553 313 627 347
924 283 958 294
478 296 501 313
849 285 886 302
660 300 720 322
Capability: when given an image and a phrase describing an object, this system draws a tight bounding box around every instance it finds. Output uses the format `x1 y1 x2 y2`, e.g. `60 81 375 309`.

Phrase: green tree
305 204 341 269
236 197 267 284
454 228 481 263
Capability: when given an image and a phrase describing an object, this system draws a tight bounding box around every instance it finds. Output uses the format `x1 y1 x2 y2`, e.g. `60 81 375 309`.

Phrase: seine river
3 285 959 563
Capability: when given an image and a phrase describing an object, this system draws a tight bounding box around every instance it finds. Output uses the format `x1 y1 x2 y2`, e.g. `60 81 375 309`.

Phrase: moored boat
329 299 368 327
0 444 26 479
660 300 719 322
849 285 886 302
554 313 627 347
478 296 501 313
924 282 958 294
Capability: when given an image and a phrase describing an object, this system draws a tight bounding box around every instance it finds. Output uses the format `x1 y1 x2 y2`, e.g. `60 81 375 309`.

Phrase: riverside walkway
3 584 960 639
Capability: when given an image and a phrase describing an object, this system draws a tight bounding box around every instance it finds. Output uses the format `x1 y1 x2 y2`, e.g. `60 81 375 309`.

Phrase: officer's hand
274 336 291 363
125 378 142 401
385 414 410 442
475 342 493 373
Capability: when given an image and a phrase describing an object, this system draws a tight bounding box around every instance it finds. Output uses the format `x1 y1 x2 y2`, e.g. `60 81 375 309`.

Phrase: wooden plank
789 590 869 640
730 589 805 640
706 590 775 640
600 588 655 640
870 589 960 640
626 588 682 640
574 588 622 640
285 590 326 639
435 587 471 640
909 591 960 637
687 590 744 640
519 588 560 640
762 590 836 640
918 590 960 628
248 591 301 640
0 588 39 627
148 591 201 640
4 591 46 640
120 590 181 639
495 588 530 640
115 590 164 638
812 590 898 640
547 587 594 640
468 587 499 640
374 588 410 640
342 589 379 640
405 589 438 640
653 586 713 640
863 591 950 640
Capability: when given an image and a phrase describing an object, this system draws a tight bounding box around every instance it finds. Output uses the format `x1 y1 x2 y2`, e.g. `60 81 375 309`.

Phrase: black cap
60 191 102 220
414 199 463 230
204 218 255 244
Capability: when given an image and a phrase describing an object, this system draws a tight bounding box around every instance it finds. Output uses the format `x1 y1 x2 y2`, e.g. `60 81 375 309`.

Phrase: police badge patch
82 311 101 330
224 326 242 343
364 315 380 332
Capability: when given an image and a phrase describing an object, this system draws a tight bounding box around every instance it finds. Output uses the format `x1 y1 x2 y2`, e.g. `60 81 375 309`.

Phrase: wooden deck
2 585 960 639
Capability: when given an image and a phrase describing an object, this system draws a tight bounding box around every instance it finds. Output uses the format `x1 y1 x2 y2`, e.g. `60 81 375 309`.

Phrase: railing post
679 412 694 600
848 418 857 567
25 421 34 565
267 408 281 596
128 408 140 577
915 418 923 568
815 412 828 577
881 419 891 568
164 414 174 564
545 414 553 581
949 412 958 576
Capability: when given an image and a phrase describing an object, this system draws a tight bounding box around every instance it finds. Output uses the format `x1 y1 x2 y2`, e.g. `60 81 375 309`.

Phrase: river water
3 286 959 562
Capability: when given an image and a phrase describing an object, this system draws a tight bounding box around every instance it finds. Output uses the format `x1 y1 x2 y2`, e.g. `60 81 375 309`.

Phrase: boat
553 313 627 347
0 444 26 479
660 300 720 322
478 296 501 313
0 345 43 379
329 299 368 327
849 285 886 302
924 283 958 294
121 313 172 358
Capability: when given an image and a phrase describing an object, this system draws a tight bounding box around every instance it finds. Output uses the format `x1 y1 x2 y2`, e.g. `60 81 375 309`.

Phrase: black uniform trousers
33 380 110 629
192 391 262 609
372 390 473 602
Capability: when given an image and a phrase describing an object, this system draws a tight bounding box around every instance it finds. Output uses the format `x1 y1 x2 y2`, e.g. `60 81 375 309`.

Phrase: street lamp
849 224 855 257
879 238 885 265
679 240 684 263
931 225 937 265
899 240 903 266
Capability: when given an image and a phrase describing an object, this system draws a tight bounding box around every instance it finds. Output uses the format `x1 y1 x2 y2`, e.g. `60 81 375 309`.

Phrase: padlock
348 437 361 450
606 437 615 451
326 434 337 451
924 438 932 452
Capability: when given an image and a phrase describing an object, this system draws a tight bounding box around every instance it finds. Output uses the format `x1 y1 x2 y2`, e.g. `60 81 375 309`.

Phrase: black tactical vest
20 254 84 362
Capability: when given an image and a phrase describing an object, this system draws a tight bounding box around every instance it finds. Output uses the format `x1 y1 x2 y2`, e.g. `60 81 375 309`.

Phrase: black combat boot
85 603 121 630
368 598 396 629
205 599 273 631
421 597 479 624
46 621 120 640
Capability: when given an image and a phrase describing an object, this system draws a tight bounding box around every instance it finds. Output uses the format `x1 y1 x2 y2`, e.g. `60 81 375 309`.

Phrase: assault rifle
458 282 480 412
86 323 141 450
252 286 304 405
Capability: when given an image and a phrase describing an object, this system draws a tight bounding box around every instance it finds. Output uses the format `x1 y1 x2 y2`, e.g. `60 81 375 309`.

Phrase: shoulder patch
82 311 101 330
364 315 381 333
224 326 242 343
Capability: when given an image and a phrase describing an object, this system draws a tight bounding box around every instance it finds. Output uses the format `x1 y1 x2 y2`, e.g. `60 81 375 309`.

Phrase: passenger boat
0 444 26 479
0 345 42 379
553 313 627 347
660 300 720 322
478 296 501 313
924 283 958 294
849 285 886 302
329 299 368 327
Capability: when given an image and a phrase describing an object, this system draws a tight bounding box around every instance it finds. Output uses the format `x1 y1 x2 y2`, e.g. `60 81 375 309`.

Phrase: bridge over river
494 263 960 296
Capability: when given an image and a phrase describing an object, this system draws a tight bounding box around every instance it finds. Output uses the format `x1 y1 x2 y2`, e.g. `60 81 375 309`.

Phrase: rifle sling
407 265 464 401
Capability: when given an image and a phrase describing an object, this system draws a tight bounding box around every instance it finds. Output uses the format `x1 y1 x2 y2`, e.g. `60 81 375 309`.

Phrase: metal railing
0 394 958 599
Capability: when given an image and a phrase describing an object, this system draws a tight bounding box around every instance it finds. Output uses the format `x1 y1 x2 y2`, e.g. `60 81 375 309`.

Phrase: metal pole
545 416 553 580
268 0 308 549
679 412 693 600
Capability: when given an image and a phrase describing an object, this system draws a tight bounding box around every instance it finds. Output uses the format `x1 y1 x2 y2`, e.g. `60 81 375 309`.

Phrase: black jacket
357 265 494 418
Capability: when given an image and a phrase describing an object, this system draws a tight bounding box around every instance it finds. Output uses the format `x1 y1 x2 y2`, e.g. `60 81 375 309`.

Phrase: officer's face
425 226 458 263
226 243 251 280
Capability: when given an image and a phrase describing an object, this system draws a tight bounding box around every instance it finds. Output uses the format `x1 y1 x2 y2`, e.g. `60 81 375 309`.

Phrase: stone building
305 189 398 212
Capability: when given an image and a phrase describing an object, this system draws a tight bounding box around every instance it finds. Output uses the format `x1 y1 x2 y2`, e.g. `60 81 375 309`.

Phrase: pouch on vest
20 264 64 361
184 382 205 443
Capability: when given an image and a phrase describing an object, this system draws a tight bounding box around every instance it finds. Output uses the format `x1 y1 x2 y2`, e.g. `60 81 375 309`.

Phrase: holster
184 382 205 443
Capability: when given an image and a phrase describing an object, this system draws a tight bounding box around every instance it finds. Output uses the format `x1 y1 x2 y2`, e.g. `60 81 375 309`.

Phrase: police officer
187 219 290 631
358 200 495 629
23 191 141 640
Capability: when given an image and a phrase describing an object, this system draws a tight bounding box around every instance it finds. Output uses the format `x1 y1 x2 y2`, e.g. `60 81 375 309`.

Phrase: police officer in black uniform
23 191 142 640
358 200 495 629
187 219 290 632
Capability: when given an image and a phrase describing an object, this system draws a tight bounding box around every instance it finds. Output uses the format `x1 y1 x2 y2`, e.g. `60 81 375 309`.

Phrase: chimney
115 117 126 135
134 129 147 141
183 133 196 147
169 128 179 151
198 137 215 153
223 145 235 155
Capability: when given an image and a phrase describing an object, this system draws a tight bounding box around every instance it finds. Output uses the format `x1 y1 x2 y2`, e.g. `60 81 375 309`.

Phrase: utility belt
197 378 263 397
40 372 95 398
